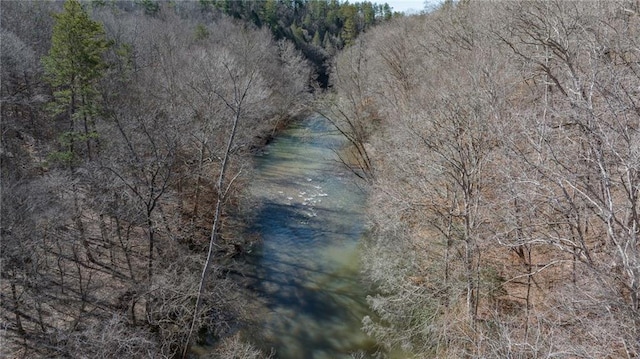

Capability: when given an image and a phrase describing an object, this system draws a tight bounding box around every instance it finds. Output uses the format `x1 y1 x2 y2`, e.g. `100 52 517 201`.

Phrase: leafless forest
3 0 640 358
330 1 640 357
1 1 311 357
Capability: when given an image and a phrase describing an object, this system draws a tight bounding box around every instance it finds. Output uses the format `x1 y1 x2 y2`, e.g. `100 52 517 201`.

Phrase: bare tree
182 25 272 356
494 1 640 355
2 3 312 357
325 37 378 181
335 1 640 357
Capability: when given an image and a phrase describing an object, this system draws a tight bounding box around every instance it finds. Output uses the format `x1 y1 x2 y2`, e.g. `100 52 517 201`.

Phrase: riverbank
0 4 315 355
330 3 640 357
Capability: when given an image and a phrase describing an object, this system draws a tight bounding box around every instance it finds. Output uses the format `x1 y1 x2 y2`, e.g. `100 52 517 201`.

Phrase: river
239 113 376 358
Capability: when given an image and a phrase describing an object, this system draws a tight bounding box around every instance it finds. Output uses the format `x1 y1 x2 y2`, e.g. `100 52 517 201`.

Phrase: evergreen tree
340 4 358 47
362 1 376 27
262 0 278 30
312 30 322 46
290 22 305 44
141 0 160 16
42 0 110 162
382 3 392 20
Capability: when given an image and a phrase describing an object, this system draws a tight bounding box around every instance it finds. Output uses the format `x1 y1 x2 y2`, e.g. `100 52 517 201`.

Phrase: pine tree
312 30 322 46
42 0 110 162
340 4 358 47
362 1 376 28
262 0 278 30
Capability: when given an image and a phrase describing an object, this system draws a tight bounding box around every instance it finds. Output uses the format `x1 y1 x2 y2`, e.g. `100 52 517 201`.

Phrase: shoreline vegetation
2 0 399 356
330 1 640 357
1 1 318 357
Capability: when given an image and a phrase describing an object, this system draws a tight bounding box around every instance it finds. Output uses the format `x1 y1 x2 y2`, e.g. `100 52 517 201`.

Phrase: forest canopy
1 0 315 357
330 0 640 357
5 0 639 358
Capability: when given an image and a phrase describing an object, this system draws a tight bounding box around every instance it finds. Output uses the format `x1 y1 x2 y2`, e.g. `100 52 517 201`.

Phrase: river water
240 114 376 358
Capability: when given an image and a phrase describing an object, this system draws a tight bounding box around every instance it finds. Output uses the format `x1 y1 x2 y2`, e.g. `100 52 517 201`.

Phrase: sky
385 0 441 14
385 0 426 14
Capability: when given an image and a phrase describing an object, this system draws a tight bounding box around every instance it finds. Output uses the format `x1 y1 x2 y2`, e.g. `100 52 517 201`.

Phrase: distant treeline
95 0 398 87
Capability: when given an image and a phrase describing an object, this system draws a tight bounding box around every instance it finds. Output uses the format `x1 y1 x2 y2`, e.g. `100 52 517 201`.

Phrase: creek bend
236 113 375 358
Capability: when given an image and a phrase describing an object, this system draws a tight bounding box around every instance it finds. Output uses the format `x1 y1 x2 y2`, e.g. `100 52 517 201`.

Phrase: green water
241 114 376 358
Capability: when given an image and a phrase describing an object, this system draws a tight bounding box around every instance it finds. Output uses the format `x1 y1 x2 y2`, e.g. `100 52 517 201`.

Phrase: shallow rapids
241 114 375 358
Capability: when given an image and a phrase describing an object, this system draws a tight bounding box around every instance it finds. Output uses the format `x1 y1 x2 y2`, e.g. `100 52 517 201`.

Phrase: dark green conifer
42 0 110 162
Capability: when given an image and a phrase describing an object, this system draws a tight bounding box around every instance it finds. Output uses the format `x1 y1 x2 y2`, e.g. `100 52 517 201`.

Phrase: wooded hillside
198 0 398 86
330 1 640 357
1 1 312 357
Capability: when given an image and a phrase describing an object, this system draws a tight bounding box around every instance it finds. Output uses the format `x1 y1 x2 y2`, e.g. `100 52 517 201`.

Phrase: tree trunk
82 96 92 160
182 105 242 358
192 139 206 218
146 213 154 319
9 271 24 335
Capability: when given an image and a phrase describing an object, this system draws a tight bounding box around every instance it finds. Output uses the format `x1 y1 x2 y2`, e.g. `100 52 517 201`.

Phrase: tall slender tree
42 0 110 162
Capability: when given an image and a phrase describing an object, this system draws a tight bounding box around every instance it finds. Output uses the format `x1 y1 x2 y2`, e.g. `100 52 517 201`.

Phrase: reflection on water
242 114 375 358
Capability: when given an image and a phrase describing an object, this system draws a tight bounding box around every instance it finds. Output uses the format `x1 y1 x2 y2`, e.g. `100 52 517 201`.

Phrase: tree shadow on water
232 201 373 357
